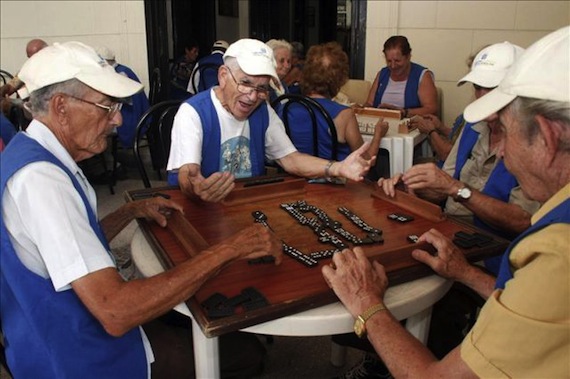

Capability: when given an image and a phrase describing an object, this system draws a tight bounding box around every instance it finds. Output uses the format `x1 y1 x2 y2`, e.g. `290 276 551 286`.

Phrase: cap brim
77 68 143 99
463 87 516 123
457 70 505 88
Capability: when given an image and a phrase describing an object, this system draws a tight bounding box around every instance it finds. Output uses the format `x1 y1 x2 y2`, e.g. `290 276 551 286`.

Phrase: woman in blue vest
266 39 292 104
283 41 387 162
364 35 438 118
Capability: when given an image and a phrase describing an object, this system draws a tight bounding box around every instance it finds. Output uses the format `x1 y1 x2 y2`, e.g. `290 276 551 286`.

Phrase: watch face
458 187 472 200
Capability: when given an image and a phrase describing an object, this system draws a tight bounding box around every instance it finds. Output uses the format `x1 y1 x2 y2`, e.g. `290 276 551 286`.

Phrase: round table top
131 227 452 337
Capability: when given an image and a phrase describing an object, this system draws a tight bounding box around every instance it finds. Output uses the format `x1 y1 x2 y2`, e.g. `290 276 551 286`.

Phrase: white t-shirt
380 70 431 108
167 88 297 178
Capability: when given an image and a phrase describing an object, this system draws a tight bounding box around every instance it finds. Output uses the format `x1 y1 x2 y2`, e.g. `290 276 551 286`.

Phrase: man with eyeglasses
1 41 282 378
167 38 375 203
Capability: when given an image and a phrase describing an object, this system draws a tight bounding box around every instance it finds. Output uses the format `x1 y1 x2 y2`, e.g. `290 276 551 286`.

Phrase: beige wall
0 0 149 94
366 1 570 125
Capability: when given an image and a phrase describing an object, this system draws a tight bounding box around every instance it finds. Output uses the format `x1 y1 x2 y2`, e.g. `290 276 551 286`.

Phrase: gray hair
28 79 88 116
266 39 292 55
222 56 240 72
506 96 570 151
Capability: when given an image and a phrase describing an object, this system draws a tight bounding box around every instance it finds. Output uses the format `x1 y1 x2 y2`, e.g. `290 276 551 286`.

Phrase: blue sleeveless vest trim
115 64 150 147
495 198 570 289
453 124 519 274
168 90 269 185
284 98 351 160
0 133 147 378
195 54 223 92
373 62 426 108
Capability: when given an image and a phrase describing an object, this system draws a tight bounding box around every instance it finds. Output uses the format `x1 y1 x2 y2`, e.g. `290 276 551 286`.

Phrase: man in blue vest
378 41 540 275
167 38 375 203
1 41 282 378
96 46 150 148
187 40 229 95
323 26 569 378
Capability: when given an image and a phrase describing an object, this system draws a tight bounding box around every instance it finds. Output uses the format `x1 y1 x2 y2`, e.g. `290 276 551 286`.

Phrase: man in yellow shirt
323 26 569 378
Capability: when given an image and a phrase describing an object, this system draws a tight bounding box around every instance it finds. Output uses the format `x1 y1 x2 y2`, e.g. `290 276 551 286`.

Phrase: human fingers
199 172 235 202
377 173 402 197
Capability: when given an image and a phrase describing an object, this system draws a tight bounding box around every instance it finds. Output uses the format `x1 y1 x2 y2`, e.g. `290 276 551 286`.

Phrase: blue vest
373 62 426 108
453 124 519 274
194 53 223 93
115 64 150 147
495 198 570 289
167 90 269 185
0 112 17 147
282 98 351 160
0 133 147 378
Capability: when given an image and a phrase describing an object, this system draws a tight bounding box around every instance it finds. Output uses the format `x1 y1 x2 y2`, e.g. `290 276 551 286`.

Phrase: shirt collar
24 119 83 176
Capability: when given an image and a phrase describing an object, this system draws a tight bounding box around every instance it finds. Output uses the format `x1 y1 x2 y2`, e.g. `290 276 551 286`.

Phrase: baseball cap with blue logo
457 41 524 88
223 38 278 81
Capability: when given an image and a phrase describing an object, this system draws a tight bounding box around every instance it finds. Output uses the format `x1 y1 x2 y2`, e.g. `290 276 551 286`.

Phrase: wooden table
126 176 507 337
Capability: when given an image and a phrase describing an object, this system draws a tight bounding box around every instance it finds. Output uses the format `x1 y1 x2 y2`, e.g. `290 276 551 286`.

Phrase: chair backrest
0 69 14 86
190 62 221 94
148 67 162 106
272 93 338 161
133 99 183 188
339 79 372 105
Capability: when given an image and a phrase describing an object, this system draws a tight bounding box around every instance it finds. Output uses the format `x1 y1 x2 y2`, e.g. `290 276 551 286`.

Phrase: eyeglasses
226 67 270 100
67 95 123 117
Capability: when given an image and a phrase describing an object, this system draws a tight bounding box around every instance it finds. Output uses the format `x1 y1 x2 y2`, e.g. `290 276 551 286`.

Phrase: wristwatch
354 303 387 338
455 184 472 203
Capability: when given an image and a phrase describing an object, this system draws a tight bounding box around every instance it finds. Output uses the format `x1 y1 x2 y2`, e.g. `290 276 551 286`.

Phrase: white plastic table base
132 225 450 379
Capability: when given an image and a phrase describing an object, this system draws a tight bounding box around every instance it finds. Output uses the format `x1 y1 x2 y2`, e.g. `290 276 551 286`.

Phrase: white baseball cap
18 41 142 99
95 45 116 61
457 41 524 88
212 40 229 52
465 26 570 123
223 39 278 81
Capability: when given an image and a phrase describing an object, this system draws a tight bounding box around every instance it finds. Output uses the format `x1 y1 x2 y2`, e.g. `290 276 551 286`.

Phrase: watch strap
357 303 387 329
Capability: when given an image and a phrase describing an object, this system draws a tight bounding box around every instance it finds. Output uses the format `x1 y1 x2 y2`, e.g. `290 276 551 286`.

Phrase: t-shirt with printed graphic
167 88 296 178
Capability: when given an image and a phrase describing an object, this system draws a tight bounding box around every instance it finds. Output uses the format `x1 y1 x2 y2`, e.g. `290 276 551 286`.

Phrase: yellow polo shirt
461 183 570 377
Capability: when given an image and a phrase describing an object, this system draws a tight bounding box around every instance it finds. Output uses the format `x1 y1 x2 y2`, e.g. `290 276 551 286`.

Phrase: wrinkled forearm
462 190 532 236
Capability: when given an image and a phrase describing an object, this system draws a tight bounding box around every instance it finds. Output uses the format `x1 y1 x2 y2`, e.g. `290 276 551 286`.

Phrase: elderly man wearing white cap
378 41 540 275
322 26 570 378
96 45 150 148
1 41 282 378
187 40 229 95
167 38 374 202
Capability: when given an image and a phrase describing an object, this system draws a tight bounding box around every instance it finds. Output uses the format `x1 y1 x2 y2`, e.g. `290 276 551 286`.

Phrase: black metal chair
0 319 12 378
133 99 183 188
271 93 338 161
189 62 221 94
148 67 162 106
0 69 13 86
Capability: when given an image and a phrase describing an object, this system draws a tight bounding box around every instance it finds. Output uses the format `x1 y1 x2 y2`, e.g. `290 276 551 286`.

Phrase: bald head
26 39 48 58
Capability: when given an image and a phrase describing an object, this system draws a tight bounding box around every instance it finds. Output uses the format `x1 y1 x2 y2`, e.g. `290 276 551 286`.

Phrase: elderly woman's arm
408 71 438 116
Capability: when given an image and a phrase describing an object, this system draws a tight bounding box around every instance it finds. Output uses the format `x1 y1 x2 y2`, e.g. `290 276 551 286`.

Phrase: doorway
144 0 366 103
